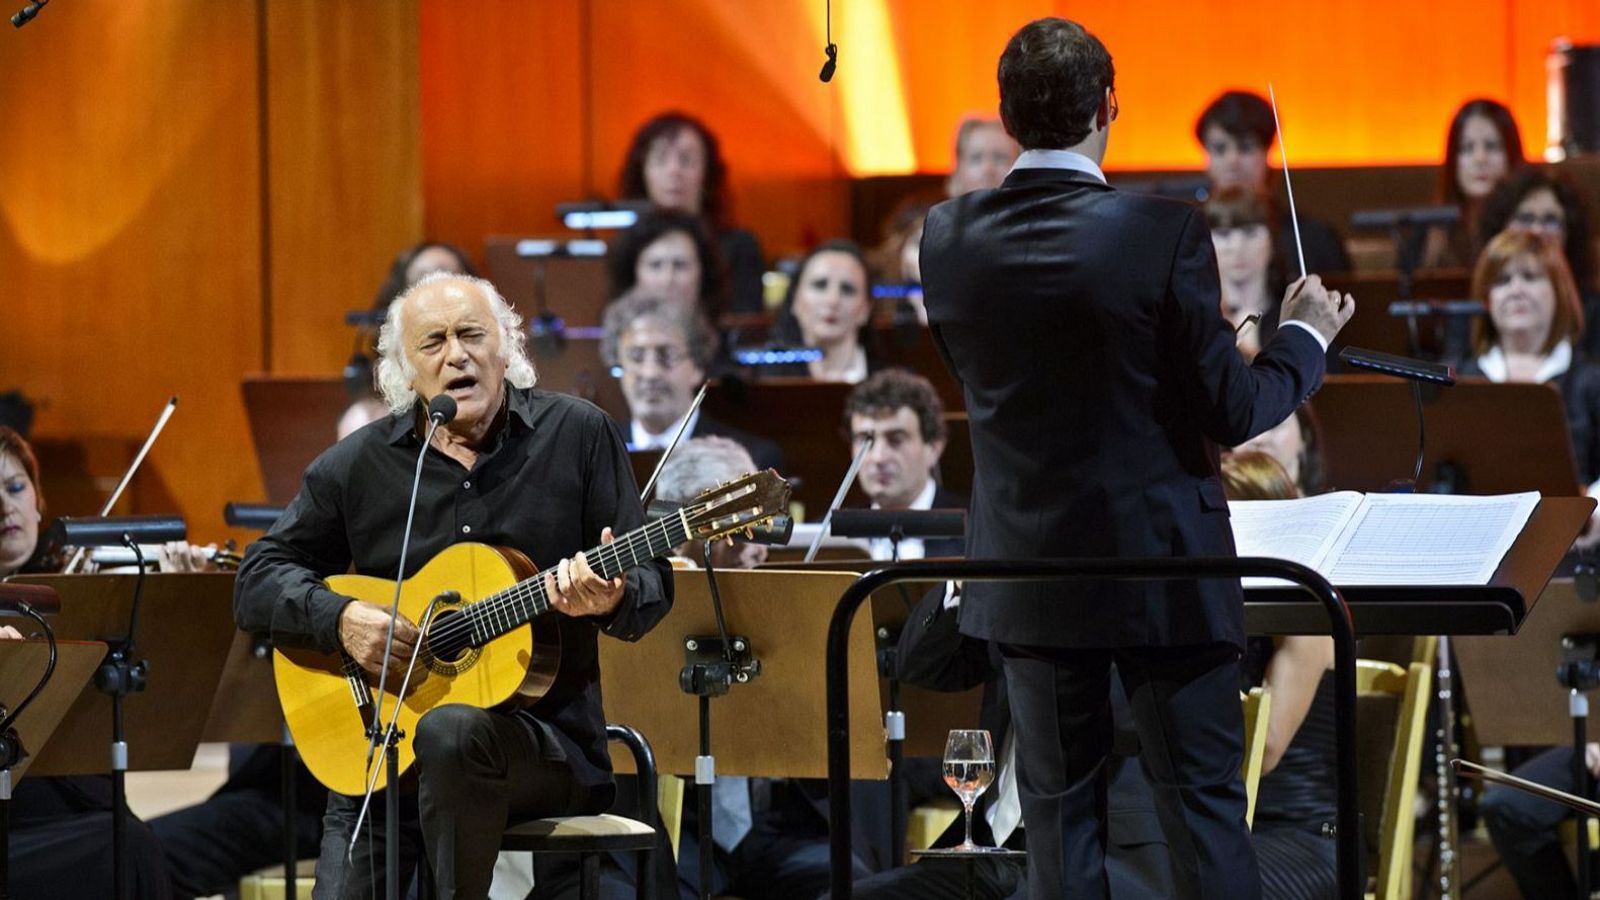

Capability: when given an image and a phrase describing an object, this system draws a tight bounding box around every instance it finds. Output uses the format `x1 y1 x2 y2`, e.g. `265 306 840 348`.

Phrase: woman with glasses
1478 168 1600 359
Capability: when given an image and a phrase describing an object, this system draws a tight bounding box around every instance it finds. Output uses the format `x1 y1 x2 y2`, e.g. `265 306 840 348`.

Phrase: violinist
1 425 175 899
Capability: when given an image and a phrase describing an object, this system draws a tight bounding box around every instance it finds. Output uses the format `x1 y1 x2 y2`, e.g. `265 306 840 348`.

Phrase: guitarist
234 273 674 899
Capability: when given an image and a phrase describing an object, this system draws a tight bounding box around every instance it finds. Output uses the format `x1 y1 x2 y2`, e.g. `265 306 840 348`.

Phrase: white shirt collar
871 477 937 512
1008 149 1107 184
1475 339 1572 384
629 407 700 451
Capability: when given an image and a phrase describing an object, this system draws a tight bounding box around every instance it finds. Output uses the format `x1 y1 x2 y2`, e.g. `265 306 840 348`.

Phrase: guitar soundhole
423 609 479 676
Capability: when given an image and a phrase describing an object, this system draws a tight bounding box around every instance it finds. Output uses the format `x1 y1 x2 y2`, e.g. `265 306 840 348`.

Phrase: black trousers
311 705 615 900
151 744 326 898
1480 745 1586 899
999 641 1258 900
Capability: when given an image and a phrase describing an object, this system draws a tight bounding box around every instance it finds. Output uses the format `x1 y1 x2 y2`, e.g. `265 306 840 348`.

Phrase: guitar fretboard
424 509 692 657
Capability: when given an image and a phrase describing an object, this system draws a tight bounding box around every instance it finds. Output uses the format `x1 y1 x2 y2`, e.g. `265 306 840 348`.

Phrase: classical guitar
274 469 790 795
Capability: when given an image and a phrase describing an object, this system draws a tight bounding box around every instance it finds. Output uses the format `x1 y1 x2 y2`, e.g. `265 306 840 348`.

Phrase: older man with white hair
235 273 673 899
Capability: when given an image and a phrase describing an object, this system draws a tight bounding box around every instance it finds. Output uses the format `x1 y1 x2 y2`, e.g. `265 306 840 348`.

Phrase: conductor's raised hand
338 600 421 678
1280 274 1355 345
547 527 625 619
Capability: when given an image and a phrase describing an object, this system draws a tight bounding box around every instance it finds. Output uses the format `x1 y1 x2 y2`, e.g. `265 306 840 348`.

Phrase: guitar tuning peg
744 527 754 538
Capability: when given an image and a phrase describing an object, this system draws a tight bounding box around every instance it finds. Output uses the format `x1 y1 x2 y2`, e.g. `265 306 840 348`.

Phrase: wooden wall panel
266 0 424 374
0 1 265 541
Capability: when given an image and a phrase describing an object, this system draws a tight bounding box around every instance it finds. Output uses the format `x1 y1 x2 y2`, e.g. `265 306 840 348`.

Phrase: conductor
918 17 1354 900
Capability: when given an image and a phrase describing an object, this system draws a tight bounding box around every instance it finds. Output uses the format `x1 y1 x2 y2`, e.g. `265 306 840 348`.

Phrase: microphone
11 0 46 28
819 42 838 83
427 394 458 425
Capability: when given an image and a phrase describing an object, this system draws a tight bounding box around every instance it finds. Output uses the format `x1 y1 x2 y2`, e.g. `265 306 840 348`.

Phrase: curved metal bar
825 556 1359 900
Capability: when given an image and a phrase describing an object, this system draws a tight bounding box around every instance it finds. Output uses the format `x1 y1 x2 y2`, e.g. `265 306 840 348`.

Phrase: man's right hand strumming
1280 274 1355 345
338 600 421 678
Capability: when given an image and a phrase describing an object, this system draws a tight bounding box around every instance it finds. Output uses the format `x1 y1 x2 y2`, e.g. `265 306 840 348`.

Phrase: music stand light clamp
679 635 761 698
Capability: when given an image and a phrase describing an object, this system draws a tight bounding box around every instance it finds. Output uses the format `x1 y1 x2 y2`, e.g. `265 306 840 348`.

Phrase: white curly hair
374 272 537 414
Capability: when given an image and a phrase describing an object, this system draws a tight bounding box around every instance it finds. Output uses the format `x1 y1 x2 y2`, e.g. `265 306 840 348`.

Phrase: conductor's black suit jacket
920 165 1326 651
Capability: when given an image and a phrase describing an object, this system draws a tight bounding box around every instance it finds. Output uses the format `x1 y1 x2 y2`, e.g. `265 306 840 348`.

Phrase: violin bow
62 396 178 573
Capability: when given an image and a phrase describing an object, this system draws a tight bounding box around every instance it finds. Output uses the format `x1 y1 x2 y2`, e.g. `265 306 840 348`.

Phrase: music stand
1311 375 1580 497
241 375 348 505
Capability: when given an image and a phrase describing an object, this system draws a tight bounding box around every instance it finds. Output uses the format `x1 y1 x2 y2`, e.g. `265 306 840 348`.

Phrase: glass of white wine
943 728 996 851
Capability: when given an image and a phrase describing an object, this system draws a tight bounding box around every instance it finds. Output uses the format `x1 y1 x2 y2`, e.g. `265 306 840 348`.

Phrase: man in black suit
918 18 1353 899
843 368 965 560
600 290 785 473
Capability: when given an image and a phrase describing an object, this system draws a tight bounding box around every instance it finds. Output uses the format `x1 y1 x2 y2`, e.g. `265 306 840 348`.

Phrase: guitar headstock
681 469 791 542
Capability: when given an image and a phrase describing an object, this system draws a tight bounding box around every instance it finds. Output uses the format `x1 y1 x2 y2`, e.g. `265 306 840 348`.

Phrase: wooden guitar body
273 542 560 796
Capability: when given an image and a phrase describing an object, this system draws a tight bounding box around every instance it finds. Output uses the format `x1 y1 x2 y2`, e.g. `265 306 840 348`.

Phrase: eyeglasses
623 345 691 370
1511 211 1564 232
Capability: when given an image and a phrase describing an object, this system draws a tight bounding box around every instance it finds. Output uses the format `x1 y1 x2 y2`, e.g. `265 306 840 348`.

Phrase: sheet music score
1231 491 1540 587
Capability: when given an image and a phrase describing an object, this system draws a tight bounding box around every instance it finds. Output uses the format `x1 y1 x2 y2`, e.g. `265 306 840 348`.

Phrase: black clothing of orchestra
921 163 1326 900
621 412 786 474
1457 352 1600 485
234 387 673 898
1242 639 1338 900
10 777 173 899
720 227 766 314
1480 745 1591 899
1277 216 1350 285
151 744 327 899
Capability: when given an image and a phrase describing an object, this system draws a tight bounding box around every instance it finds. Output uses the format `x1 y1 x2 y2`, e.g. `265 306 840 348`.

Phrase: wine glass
943 728 995 851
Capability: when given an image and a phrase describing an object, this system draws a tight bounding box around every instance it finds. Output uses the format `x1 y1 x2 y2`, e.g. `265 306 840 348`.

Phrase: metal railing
824 557 1360 900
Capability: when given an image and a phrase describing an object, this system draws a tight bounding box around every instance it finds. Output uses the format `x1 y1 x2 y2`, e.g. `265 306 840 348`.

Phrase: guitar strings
422 503 706 651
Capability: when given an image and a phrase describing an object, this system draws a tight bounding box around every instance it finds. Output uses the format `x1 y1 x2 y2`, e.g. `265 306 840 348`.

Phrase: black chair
500 723 661 900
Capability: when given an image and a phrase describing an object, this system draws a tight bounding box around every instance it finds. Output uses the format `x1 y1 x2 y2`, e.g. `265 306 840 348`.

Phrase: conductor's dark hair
1438 99 1525 207
617 111 732 232
996 18 1114 151
1478 166 1596 292
605 209 727 318
1195 91 1276 151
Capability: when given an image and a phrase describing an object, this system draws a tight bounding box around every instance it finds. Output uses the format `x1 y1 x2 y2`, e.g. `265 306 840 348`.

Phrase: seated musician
1 425 175 899
617 112 765 314
944 117 1019 197
605 209 727 322
1221 451 1339 900
767 241 877 384
1193 91 1349 278
599 289 783 472
1418 100 1525 270
1478 167 1600 361
1234 404 1328 497
843 369 963 561
1456 231 1600 516
1206 187 1286 359
233 272 674 898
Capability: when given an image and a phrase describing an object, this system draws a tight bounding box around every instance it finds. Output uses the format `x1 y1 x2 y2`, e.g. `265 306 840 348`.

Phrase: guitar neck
461 509 690 645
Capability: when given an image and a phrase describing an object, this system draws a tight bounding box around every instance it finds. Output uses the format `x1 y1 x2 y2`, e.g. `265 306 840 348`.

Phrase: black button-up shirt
234 387 673 791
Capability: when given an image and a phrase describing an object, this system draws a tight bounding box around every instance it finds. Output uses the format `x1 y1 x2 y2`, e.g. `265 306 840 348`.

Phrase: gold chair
1358 657 1434 900
1241 686 1273 827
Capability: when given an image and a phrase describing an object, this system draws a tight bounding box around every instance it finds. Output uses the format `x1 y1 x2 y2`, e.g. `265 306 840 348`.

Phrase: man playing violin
234 273 673 899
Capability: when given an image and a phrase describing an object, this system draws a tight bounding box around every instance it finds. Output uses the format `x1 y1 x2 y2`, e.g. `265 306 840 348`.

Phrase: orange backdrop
420 0 1600 259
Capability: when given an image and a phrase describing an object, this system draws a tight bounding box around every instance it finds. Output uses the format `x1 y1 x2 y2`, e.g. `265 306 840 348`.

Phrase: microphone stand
349 396 454 900
1339 346 1465 898
98 537 153 900
678 541 760 900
